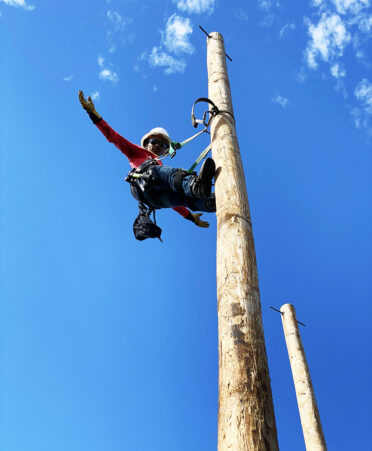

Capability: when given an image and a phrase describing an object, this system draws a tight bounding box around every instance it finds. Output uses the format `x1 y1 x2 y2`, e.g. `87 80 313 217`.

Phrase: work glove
79 90 102 123
188 212 209 228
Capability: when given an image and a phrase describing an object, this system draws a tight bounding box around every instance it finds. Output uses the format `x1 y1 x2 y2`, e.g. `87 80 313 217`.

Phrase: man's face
145 134 169 156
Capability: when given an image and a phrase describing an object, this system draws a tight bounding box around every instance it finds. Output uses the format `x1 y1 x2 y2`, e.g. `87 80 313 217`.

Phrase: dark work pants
133 165 215 212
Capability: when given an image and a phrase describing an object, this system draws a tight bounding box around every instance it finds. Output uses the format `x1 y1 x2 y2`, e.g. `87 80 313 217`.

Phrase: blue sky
1 0 371 450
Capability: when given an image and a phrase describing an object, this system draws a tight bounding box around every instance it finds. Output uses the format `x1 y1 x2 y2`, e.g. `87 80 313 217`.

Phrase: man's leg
177 158 215 199
185 193 216 212
142 188 187 210
138 159 215 209
150 158 215 199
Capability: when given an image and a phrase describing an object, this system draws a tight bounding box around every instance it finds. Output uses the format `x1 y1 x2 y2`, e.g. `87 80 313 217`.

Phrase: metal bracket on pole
199 26 233 62
270 306 306 326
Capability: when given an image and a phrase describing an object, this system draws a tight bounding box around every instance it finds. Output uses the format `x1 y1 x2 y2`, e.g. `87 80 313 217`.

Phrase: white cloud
296 67 308 83
312 0 326 7
279 23 296 37
145 14 194 75
0 0 34 10
350 104 372 132
258 0 274 11
105 10 133 54
99 68 119 82
260 13 274 27
331 0 369 15
91 91 100 101
335 79 348 97
305 13 351 68
63 74 74 82
0 0 33 9
98 56 105 67
358 14 372 32
149 47 186 74
108 43 116 53
107 10 127 31
153 86 159 92
175 0 215 15
257 0 280 27
350 106 363 127
163 14 194 55
234 9 249 21
330 62 346 77
272 94 289 108
351 79 372 132
305 0 372 132
355 78 372 114
311 0 370 15
306 0 372 70
97 56 119 83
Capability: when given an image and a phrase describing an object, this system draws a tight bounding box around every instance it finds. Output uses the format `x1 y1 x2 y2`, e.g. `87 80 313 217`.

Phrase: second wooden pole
280 303 327 451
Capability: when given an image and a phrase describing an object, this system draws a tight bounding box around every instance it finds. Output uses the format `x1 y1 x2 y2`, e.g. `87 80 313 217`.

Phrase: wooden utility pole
207 32 279 451
280 304 327 450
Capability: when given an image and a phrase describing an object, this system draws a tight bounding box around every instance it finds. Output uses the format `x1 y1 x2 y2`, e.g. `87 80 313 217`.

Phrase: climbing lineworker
78 90 216 228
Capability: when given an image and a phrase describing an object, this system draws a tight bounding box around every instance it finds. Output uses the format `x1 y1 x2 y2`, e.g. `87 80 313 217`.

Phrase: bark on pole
280 303 327 451
207 32 279 451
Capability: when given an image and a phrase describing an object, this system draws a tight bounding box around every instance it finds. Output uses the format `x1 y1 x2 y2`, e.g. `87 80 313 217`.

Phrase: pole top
280 303 295 313
208 31 223 39
270 305 306 326
198 26 232 61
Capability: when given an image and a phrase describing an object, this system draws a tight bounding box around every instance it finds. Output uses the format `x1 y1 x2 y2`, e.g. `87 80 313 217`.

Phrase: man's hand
79 90 102 122
79 90 95 113
189 212 209 228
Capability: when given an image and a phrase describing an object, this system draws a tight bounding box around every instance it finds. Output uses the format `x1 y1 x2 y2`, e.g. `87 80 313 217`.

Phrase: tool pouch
133 202 163 242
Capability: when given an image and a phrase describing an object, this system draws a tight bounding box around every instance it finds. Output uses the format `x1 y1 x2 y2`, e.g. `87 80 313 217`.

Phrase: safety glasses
147 138 169 149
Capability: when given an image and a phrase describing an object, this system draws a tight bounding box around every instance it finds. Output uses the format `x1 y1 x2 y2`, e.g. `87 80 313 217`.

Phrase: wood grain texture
280 304 327 451
207 32 279 451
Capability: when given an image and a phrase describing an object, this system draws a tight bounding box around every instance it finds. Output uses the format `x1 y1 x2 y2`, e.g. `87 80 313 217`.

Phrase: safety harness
126 98 234 242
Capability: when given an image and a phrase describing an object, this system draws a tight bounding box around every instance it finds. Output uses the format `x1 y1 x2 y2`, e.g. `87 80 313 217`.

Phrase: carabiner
191 97 220 128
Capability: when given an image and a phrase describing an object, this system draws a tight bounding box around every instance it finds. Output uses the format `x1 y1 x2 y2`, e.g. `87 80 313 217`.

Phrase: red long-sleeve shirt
96 119 190 219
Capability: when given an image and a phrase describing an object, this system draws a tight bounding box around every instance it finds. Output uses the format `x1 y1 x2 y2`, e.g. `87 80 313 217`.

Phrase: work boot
189 158 216 199
204 193 216 212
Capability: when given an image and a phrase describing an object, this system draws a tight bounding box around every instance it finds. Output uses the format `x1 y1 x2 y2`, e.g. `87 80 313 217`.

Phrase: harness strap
173 170 192 192
125 160 160 212
168 127 208 158
188 143 212 173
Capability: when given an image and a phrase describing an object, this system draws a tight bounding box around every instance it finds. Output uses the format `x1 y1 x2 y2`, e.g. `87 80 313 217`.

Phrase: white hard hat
141 127 172 148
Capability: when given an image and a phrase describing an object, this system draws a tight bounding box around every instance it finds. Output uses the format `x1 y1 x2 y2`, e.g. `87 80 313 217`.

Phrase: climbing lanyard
167 97 234 172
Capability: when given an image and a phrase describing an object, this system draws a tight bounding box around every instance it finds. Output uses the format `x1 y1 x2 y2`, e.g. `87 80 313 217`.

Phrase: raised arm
79 90 141 162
